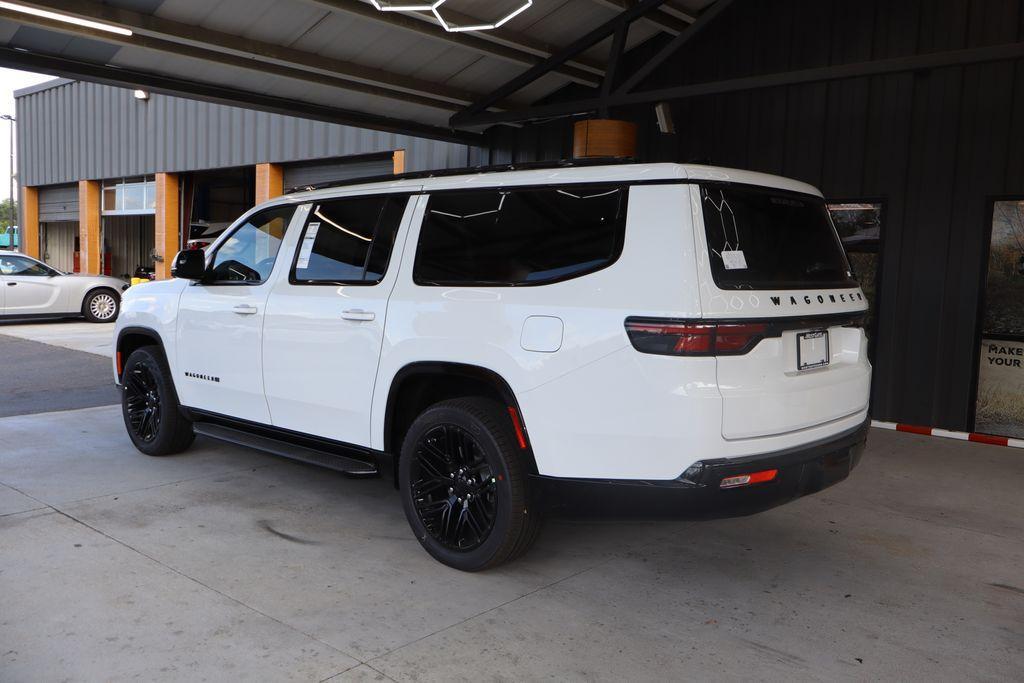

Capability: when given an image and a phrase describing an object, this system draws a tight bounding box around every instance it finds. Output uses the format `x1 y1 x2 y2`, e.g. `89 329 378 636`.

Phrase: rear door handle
341 309 375 322
232 304 258 315
6 282 15 286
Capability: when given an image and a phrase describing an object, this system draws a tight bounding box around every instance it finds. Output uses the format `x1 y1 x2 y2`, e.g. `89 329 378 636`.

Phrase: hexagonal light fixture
370 0 533 33
432 0 533 32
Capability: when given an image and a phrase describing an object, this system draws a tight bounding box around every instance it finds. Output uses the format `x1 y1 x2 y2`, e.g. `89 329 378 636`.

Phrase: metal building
14 78 479 279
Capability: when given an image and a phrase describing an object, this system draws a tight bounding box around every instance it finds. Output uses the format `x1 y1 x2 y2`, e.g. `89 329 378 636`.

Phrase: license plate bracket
797 330 830 371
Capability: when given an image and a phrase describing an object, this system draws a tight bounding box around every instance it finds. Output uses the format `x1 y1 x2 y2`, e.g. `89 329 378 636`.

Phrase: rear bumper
532 417 869 519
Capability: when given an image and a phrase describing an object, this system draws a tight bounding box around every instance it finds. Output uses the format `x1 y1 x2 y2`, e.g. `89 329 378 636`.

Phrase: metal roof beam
450 0 671 127
301 0 601 86
0 47 480 144
615 0 734 94
454 40 1024 127
588 0 693 35
6 0 490 110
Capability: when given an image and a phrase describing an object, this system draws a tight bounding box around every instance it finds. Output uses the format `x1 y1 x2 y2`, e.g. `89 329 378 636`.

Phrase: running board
193 423 379 478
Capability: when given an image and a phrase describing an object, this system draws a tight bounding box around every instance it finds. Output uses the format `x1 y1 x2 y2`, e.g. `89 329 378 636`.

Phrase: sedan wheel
83 289 120 323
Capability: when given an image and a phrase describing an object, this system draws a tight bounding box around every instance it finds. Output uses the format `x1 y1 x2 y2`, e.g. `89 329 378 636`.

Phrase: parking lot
1 325 1021 681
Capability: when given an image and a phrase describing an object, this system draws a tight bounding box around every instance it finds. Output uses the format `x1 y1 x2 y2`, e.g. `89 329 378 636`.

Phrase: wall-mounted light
370 0 533 33
133 89 149 101
0 1 133 36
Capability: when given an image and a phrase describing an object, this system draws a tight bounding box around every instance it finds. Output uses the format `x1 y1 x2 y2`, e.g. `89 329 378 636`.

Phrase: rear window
414 185 627 286
700 183 856 290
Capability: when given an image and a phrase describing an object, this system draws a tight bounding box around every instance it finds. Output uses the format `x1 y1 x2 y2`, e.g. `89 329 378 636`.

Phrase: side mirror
171 249 208 280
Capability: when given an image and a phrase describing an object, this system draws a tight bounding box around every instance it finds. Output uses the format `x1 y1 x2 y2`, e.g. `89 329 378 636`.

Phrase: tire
82 288 120 323
120 347 195 456
399 398 543 571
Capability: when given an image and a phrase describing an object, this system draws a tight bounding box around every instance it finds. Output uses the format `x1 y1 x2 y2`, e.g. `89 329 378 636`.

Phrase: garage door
39 184 79 222
283 156 394 191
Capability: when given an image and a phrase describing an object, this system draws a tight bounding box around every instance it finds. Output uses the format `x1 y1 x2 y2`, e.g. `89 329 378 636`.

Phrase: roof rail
283 157 637 195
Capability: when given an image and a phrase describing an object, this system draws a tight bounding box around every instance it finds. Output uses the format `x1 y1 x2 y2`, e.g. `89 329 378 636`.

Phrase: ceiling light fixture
369 1 441 11
369 0 533 33
0 1 133 36
432 0 533 33
133 89 149 100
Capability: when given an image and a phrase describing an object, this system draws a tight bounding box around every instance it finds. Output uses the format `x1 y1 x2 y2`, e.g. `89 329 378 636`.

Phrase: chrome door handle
232 304 258 315
341 309 375 322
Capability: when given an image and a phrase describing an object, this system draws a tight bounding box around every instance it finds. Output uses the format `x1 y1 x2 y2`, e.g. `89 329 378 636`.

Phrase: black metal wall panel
484 0 1024 431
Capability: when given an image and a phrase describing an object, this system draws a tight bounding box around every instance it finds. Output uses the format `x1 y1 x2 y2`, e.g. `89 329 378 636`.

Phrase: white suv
113 162 871 571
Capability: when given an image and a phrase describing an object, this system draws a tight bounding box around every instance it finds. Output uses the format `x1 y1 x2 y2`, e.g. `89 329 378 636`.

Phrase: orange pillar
78 179 101 275
255 162 283 205
154 172 180 280
20 186 39 259
392 149 406 174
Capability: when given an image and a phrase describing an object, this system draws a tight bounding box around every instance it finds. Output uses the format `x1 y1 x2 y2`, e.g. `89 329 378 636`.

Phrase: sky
0 68 56 207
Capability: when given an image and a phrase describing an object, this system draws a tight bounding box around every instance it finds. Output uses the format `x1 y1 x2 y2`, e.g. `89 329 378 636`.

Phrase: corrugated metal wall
15 80 481 187
485 0 1024 433
39 220 76 273
282 155 395 189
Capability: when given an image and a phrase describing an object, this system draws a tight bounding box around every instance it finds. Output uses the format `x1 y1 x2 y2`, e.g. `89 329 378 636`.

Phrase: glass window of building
101 177 156 215
829 202 883 352
975 200 1024 439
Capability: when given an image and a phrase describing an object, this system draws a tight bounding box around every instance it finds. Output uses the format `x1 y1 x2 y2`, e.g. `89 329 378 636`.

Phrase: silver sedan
0 252 130 323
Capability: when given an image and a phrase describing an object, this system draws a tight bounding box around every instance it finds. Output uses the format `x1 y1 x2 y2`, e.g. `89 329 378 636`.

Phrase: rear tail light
625 318 767 356
720 469 778 489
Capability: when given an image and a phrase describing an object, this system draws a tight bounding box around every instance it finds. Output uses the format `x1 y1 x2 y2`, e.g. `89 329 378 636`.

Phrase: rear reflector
720 469 778 489
625 318 767 356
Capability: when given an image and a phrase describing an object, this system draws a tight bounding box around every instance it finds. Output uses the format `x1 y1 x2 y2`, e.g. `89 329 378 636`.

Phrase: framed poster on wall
975 200 1024 439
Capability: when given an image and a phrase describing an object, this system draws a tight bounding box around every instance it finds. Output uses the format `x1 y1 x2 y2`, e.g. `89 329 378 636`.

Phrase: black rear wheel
121 347 194 456
399 398 542 571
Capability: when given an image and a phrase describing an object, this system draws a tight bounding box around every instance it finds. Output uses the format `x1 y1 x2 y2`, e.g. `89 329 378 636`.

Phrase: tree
0 197 16 230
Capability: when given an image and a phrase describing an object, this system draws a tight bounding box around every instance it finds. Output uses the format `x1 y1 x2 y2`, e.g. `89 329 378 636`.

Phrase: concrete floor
0 319 114 358
0 333 119 416
2 403 1022 681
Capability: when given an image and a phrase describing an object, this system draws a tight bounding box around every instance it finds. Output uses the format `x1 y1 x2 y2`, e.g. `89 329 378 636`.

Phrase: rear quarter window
414 185 628 286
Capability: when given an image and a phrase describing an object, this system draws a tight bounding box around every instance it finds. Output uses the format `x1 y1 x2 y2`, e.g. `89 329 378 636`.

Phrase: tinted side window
209 206 295 283
0 256 51 276
293 195 408 284
414 185 628 286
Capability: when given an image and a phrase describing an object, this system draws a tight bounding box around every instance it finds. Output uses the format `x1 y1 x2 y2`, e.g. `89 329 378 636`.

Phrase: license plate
797 330 830 371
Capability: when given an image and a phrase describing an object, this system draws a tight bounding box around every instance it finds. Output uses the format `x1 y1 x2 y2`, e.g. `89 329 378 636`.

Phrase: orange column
255 162 283 205
78 179 101 275
20 186 39 258
392 149 406 174
154 172 180 280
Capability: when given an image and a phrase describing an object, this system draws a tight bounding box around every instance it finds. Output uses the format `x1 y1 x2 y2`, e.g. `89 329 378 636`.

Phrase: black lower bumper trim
532 418 869 519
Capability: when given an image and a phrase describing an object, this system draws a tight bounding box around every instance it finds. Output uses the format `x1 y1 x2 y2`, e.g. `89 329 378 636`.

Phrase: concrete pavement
2 404 1021 681
0 320 114 358
0 332 118 417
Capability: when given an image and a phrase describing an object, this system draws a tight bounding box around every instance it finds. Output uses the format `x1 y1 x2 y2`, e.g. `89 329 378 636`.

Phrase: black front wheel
399 398 542 571
121 347 194 456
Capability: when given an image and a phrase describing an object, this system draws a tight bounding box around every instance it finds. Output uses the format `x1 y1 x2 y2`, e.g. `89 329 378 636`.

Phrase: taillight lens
625 318 767 356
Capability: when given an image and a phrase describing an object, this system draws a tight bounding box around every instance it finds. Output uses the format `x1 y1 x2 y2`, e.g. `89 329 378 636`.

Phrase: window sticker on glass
722 250 747 270
296 222 320 270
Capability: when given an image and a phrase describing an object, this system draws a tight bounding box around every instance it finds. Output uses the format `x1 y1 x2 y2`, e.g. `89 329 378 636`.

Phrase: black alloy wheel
410 423 499 552
120 347 195 456
399 398 542 571
124 361 162 443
